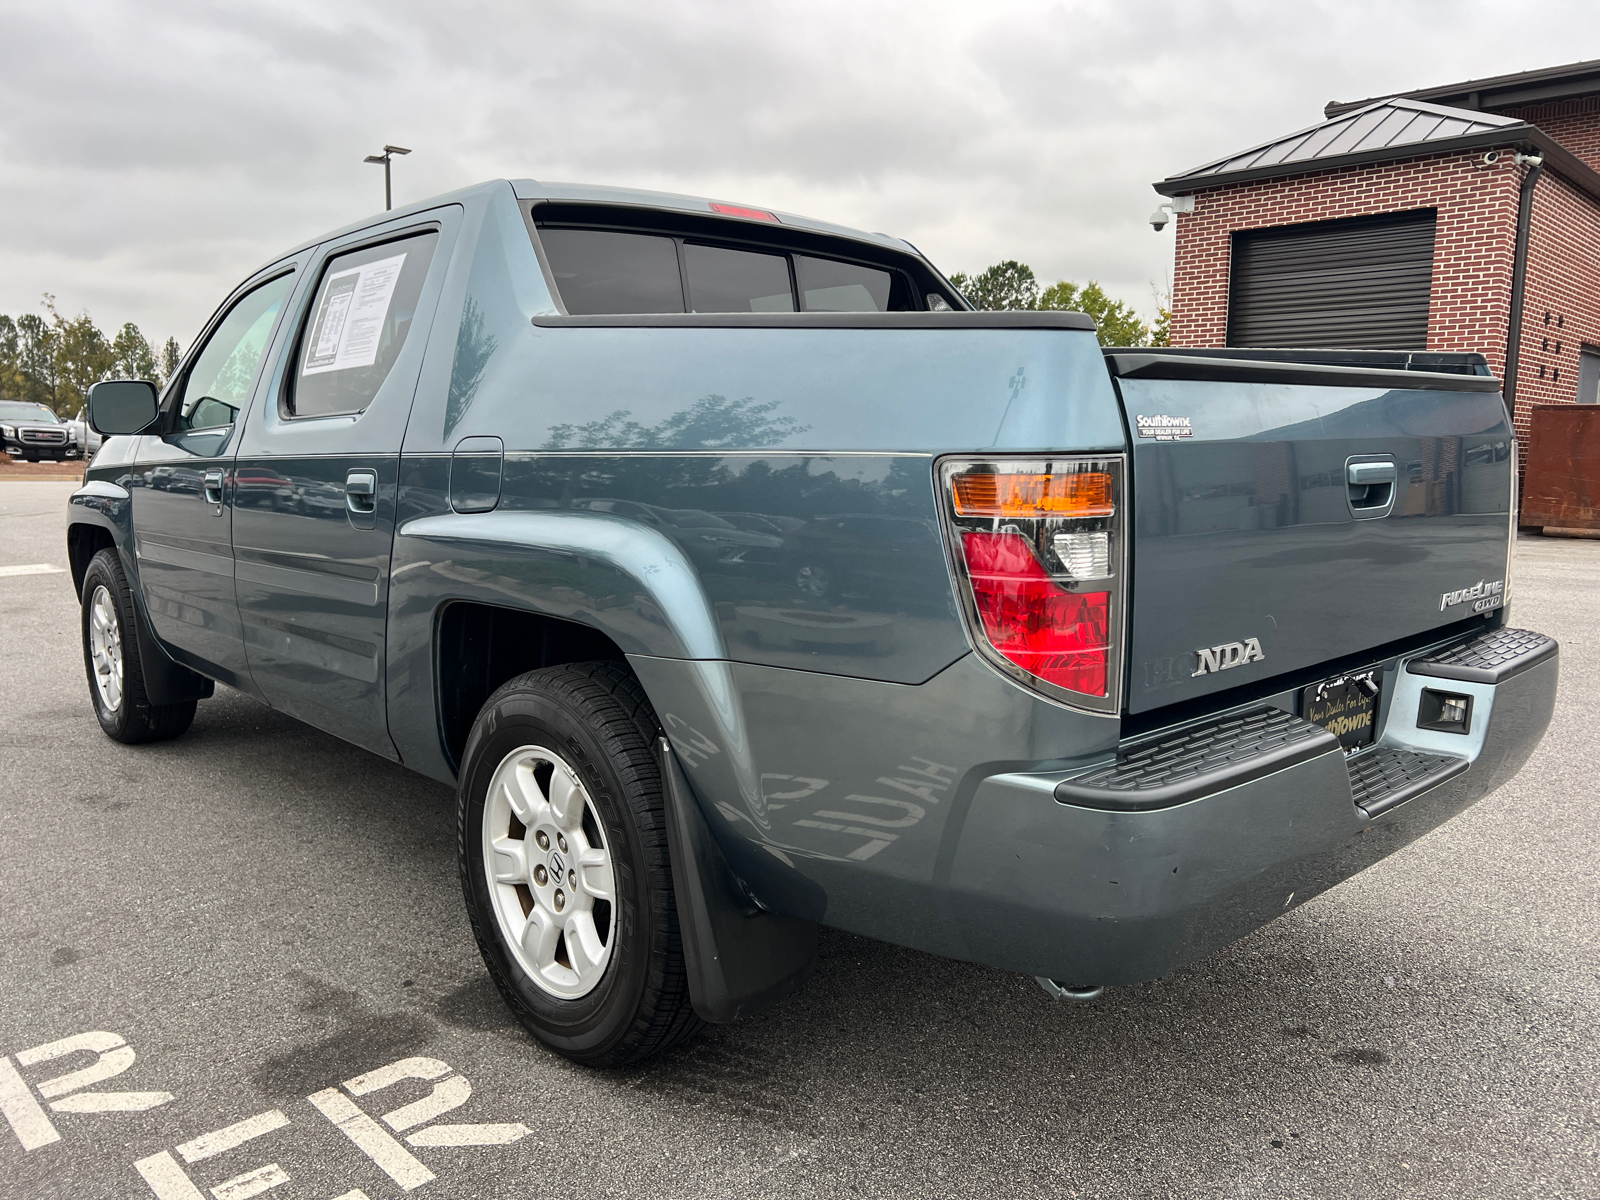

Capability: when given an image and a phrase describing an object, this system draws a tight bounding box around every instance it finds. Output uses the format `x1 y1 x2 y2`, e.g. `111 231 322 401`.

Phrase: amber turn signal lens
951 471 1114 518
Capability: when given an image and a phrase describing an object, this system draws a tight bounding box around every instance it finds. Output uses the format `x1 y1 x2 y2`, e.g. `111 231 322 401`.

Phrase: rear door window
795 255 892 312
539 229 684 314
683 244 795 312
287 231 439 419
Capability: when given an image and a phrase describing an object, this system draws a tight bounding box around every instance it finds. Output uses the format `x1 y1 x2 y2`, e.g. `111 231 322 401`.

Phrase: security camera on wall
1149 195 1193 232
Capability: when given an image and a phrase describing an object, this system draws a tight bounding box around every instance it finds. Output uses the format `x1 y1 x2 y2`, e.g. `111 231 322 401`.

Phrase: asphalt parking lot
2 477 1597 1199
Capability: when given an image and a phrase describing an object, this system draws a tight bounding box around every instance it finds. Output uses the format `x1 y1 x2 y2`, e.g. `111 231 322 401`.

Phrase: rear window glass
683 243 794 313
540 229 684 314
289 231 438 419
533 209 931 316
796 255 891 312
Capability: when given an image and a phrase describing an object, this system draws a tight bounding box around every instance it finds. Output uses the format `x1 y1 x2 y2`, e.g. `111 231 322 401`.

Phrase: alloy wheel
88 584 123 713
482 744 617 999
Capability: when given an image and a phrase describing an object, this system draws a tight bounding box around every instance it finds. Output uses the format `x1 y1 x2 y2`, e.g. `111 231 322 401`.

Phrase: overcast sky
1 0 1593 348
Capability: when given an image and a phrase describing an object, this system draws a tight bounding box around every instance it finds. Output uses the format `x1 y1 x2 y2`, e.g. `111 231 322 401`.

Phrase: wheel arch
391 510 728 780
67 479 135 597
433 600 631 773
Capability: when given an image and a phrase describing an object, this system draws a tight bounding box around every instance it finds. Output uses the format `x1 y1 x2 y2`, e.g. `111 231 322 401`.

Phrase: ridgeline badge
1135 414 1194 440
1439 578 1504 613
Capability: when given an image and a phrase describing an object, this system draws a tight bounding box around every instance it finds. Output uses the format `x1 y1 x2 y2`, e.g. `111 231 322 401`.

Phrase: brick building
1155 60 1600 469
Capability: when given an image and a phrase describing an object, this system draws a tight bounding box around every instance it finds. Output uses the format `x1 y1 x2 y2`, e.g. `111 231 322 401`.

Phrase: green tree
112 323 160 382
159 337 183 385
949 260 1039 311
0 315 22 400
52 307 117 411
0 297 176 412
14 311 59 408
1038 280 1151 347
948 260 1161 346
1149 306 1171 347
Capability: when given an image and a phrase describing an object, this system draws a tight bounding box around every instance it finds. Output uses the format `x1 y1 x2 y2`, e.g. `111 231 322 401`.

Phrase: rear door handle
346 469 377 515
203 469 224 507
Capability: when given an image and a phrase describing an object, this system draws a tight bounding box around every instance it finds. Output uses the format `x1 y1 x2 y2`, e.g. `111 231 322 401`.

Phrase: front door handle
203 469 224 507
346 469 378 524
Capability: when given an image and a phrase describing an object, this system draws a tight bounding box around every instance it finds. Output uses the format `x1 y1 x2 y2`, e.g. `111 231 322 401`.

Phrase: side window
795 256 892 312
683 243 794 312
177 273 296 432
288 231 439 419
539 229 684 315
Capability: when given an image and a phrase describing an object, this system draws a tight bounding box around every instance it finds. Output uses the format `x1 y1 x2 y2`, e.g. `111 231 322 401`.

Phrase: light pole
363 144 411 211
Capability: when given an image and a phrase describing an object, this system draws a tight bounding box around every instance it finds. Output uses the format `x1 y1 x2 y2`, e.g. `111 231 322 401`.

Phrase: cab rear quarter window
530 202 943 316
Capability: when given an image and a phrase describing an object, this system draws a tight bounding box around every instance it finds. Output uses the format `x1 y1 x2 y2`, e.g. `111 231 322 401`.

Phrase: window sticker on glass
302 253 407 375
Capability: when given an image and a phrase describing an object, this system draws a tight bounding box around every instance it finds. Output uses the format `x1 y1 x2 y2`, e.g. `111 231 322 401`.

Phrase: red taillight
709 202 779 222
961 531 1110 696
940 457 1123 710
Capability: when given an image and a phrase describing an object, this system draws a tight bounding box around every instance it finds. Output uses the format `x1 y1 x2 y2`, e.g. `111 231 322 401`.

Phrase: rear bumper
945 627 1558 986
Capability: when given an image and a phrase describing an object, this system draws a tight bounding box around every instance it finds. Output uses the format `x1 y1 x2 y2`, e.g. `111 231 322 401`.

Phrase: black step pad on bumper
1055 706 1338 811
1348 745 1468 819
1408 627 1556 685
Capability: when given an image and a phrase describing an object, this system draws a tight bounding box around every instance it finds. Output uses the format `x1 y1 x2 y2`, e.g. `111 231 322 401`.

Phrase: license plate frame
1301 668 1382 751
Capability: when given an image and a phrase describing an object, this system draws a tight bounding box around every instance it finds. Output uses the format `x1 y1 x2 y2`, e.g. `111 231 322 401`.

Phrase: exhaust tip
1036 977 1106 1003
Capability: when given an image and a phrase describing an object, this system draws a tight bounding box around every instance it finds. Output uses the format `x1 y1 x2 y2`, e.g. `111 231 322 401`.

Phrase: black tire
80 548 197 744
457 661 703 1066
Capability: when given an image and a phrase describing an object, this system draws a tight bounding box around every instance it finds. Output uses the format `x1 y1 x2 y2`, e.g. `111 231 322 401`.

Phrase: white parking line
49 1089 174 1112
0 1056 59 1150
307 1088 434 1191
406 1122 531 1147
381 1075 470 1132
177 1110 291 1162
135 1151 208 1200
210 1161 290 1200
0 563 65 577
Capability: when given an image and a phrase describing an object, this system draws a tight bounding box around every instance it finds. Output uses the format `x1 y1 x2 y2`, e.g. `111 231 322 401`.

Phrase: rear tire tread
460 661 704 1065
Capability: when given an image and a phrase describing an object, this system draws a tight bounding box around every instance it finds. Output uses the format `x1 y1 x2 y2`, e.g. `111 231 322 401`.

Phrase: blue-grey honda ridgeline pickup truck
70 180 1557 1065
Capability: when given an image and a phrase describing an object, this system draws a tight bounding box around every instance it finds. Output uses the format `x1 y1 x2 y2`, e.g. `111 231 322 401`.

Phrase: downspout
1503 149 1545 412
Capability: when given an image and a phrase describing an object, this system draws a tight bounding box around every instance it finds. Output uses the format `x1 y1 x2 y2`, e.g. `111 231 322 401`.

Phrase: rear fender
390 510 734 782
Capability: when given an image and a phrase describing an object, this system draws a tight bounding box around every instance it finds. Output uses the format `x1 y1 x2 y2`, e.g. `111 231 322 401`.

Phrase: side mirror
87 380 160 436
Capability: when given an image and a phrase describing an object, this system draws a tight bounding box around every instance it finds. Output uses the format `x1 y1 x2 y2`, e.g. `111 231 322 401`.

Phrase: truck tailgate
1111 355 1512 715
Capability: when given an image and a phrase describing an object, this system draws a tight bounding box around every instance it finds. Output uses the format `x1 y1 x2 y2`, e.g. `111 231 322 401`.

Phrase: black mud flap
657 737 817 1023
121 567 216 707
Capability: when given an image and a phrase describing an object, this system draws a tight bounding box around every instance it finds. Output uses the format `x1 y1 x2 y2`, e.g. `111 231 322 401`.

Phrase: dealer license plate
1301 669 1381 750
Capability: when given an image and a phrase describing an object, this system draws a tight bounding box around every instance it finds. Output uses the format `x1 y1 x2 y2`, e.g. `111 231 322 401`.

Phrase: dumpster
1522 403 1600 533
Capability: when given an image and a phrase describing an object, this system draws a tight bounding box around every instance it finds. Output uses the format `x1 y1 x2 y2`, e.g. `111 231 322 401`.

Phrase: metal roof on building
1158 98 1526 196
1326 58 1600 120
1154 91 1600 204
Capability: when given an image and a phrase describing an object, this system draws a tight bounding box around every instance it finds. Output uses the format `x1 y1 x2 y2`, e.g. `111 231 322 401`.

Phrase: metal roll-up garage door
1227 209 1437 349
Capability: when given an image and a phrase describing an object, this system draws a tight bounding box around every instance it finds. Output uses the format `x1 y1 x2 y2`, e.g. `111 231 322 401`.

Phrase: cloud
0 0 1585 344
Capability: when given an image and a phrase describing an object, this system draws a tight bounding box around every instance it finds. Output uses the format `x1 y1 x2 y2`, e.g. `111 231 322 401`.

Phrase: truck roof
512 179 919 255
271 179 918 275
